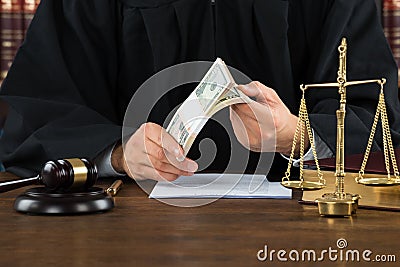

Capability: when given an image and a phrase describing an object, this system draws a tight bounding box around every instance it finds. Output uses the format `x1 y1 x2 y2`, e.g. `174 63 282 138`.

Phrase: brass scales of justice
281 37 400 217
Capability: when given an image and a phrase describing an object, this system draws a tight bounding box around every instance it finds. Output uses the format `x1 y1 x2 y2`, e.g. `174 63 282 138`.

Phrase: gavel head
41 158 98 192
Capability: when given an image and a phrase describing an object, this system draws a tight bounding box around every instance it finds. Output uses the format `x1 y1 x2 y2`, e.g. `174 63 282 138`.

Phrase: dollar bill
167 58 251 155
195 59 231 114
167 114 190 146
209 86 252 117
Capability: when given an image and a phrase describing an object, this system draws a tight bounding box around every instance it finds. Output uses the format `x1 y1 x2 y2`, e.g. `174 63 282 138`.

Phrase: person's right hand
111 122 198 181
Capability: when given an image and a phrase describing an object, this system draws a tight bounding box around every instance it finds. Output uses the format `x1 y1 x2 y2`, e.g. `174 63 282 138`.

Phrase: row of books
0 0 39 81
0 1 398 83
383 0 400 80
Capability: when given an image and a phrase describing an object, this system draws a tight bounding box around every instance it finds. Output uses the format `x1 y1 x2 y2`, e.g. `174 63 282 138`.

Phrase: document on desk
149 173 292 199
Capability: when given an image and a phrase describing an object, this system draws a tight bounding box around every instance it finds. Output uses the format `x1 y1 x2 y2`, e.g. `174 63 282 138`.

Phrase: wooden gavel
0 158 98 193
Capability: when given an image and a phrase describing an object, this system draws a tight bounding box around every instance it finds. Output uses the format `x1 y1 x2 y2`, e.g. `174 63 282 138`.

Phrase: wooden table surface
0 172 399 267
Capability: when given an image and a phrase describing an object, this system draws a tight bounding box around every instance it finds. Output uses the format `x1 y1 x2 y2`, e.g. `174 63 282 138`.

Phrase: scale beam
300 79 386 91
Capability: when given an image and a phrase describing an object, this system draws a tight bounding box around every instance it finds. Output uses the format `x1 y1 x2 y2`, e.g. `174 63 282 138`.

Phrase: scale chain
358 83 400 181
381 90 400 178
283 98 303 182
282 90 324 188
358 90 383 179
299 104 305 181
301 96 325 184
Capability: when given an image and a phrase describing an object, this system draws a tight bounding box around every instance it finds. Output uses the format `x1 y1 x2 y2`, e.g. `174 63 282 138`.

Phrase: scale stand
281 38 400 216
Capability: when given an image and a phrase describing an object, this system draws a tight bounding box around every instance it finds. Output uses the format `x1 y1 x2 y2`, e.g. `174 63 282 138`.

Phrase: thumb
236 82 268 104
238 82 285 108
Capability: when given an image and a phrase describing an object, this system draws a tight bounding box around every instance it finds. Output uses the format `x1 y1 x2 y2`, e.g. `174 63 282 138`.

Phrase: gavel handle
0 176 40 193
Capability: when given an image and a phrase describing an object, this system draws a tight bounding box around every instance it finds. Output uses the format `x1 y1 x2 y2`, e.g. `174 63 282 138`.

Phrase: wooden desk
0 172 399 267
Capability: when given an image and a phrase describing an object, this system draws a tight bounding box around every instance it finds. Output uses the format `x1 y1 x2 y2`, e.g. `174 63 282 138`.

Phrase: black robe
1 0 400 179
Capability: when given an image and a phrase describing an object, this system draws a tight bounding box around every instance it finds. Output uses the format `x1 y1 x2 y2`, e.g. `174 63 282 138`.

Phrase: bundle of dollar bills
167 58 252 155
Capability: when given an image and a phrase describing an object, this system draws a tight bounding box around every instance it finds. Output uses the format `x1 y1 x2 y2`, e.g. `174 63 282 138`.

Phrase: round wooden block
14 187 114 215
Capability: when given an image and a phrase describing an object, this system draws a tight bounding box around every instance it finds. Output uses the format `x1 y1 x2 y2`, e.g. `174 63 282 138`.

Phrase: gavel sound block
0 158 114 215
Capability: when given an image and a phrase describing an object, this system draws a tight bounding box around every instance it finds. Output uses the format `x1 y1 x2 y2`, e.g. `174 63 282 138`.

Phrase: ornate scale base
14 187 114 215
316 193 360 216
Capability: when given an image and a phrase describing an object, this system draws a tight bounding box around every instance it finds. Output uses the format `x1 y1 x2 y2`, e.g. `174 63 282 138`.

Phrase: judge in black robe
0 0 400 180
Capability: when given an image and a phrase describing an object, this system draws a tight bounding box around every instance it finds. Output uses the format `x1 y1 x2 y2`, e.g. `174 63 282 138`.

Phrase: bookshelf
381 0 400 87
0 0 39 82
0 1 395 84
0 99 4 171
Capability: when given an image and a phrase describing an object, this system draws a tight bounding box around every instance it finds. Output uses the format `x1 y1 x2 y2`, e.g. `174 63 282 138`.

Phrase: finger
124 149 195 181
133 164 182 182
231 103 269 130
230 107 259 151
145 153 195 177
236 82 265 102
237 81 282 106
233 97 277 128
231 103 258 122
230 111 269 152
163 149 199 173
143 123 184 160
230 107 249 138
231 108 261 138
230 107 259 140
144 139 198 173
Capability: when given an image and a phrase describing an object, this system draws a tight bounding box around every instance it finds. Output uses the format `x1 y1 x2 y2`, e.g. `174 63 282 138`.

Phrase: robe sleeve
0 0 122 177
301 0 400 155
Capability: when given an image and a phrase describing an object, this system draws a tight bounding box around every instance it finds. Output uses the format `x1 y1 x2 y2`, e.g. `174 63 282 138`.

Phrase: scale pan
357 177 400 187
281 180 325 191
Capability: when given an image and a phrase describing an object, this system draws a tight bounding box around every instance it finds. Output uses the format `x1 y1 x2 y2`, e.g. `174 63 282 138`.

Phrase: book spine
22 0 38 32
0 0 24 81
383 0 400 78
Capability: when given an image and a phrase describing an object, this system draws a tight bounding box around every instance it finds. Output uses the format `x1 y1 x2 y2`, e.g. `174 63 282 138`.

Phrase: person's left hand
230 81 307 155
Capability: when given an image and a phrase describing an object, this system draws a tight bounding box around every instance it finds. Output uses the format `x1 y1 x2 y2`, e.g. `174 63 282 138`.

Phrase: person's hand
111 122 198 181
230 81 307 155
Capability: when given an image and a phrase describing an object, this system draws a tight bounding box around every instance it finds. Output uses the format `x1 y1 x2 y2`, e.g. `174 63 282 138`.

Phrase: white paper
149 173 292 199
